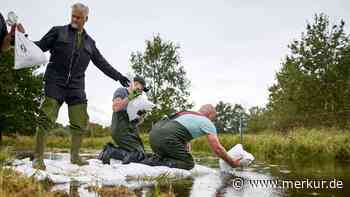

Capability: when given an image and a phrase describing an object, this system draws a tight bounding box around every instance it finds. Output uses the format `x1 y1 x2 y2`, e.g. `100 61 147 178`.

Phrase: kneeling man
98 76 149 164
142 104 242 170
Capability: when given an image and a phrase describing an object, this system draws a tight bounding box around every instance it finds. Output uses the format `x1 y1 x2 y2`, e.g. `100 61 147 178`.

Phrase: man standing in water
26 3 130 170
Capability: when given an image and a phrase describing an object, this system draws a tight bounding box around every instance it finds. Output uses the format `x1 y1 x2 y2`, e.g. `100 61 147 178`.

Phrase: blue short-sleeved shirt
113 87 129 111
174 114 217 138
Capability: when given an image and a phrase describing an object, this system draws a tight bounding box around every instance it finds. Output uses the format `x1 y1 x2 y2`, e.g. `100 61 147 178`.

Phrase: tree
214 101 248 133
246 106 271 132
130 35 193 131
267 13 350 130
0 48 44 141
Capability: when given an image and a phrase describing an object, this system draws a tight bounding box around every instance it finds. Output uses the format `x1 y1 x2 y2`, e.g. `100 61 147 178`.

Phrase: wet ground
22 153 350 196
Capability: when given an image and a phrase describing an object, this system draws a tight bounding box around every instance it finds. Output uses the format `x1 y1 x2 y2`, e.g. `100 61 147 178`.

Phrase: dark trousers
111 111 144 153
149 120 194 170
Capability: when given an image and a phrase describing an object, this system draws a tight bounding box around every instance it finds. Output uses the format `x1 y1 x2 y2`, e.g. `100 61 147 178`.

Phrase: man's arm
112 88 141 112
91 43 129 87
1 34 11 52
207 134 241 167
34 26 58 52
0 13 8 53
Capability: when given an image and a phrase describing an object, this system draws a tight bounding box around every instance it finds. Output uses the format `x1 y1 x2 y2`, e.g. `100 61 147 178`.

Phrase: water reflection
190 171 284 197
69 181 80 197
44 153 349 197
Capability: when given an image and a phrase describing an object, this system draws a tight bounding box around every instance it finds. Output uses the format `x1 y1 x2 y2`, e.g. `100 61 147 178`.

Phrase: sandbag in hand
238 158 253 167
127 90 141 101
137 110 147 116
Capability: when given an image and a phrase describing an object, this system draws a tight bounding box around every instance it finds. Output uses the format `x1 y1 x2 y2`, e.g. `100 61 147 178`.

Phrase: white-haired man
21 3 130 170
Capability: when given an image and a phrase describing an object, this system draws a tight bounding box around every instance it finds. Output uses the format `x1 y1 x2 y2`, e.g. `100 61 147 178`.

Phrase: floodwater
44 153 349 197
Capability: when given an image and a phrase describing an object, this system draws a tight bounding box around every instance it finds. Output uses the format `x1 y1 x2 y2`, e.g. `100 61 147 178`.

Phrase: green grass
2 134 151 154
191 128 350 162
2 128 350 163
0 148 68 197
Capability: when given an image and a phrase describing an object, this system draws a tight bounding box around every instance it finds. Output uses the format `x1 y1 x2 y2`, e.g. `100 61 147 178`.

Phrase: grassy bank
2 128 350 162
191 128 350 162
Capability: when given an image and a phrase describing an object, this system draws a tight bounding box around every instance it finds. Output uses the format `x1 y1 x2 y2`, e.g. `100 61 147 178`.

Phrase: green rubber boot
32 128 46 170
33 97 61 170
70 133 88 165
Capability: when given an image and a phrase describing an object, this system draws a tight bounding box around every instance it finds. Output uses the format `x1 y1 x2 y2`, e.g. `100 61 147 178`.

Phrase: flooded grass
126 172 174 183
86 185 137 197
153 183 176 197
0 167 68 197
0 148 67 197
85 184 178 197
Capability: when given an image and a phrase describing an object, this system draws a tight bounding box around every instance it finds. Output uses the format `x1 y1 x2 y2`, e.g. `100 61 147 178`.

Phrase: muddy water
46 153 349 197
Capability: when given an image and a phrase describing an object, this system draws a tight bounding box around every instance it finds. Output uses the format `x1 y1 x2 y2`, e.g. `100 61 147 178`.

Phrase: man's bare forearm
215 145 238 167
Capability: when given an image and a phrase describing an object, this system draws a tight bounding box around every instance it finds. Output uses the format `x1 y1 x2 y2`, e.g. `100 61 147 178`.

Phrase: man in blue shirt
142 104 242 170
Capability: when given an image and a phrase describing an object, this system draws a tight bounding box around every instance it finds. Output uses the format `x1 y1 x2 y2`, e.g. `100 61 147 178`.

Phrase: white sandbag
15 31 47 69
10 154 215 186
127 94 155 121
219 144 255 172
6 11 18 26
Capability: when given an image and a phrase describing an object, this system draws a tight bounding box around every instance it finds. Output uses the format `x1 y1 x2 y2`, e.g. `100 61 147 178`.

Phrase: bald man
142 104 241 170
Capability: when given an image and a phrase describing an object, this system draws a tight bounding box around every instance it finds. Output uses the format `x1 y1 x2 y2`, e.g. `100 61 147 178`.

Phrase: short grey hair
71 3 89 17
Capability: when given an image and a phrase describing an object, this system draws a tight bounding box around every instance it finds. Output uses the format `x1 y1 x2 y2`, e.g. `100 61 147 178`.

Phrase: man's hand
16 23 25 33
230 157 242 167
1 34 11 52
238 158 252 167
127 90 141 101
186 143 192 152
137 110 147 116
119 75 130 87
207 134 244 168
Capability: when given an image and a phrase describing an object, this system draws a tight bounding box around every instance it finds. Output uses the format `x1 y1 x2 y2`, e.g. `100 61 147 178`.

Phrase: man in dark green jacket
26 3 130 170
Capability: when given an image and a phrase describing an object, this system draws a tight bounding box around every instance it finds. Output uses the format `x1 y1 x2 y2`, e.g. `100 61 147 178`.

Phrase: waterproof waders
109 110 145 163
33 97 89 170
68 103 89 165
147 120 195 170
33 97 60 170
